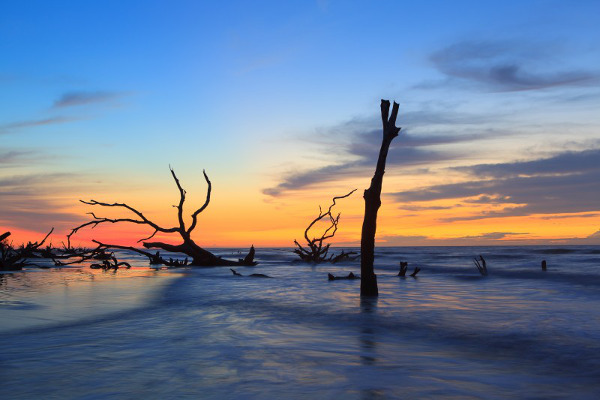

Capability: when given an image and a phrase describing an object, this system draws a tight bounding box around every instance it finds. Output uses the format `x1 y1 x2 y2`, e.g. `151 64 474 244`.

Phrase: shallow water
1 246 600 399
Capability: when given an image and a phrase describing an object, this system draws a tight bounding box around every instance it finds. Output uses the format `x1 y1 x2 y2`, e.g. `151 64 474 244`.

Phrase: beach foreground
1 246 599 399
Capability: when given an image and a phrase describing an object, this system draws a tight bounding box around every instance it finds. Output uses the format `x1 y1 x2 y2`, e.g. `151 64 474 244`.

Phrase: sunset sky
1 1 599 247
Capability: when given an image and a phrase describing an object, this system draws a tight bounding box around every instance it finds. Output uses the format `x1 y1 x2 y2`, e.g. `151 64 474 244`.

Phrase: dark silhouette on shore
0 229 54 270
294 190 358 263
360 100 401 296
67 167 256 267
542 260 547 271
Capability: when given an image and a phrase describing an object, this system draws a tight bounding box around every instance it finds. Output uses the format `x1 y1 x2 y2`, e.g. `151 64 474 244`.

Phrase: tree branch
187 169 212 234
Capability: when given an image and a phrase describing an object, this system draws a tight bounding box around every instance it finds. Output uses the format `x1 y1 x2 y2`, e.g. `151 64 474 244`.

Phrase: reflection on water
1 246 600 398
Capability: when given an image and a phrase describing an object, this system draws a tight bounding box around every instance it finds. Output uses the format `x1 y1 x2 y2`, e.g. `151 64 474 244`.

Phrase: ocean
1 246 599 399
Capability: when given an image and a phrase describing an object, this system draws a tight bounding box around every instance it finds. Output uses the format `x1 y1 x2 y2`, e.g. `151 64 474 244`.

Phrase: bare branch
169 166 187 231
67 200 178 248
294 189 356 263
187 169 212 234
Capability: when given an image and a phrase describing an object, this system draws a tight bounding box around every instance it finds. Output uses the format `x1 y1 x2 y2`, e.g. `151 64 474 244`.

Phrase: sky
1 0 599 247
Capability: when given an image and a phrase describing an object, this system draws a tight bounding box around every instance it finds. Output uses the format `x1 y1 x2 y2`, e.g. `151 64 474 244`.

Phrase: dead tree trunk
360 100 401 296
68 167 256 267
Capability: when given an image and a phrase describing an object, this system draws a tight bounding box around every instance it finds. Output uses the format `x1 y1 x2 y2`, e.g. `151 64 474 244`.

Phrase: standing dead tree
360 100 401 296
293 189 357 263
68 167 256 267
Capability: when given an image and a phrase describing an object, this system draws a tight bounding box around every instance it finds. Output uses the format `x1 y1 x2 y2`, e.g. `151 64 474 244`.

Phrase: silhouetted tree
360 100 401 296
294 190 357 263
68 167 256 267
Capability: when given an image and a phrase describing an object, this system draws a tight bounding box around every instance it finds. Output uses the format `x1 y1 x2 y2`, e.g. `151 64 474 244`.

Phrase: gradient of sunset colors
1 1 600 247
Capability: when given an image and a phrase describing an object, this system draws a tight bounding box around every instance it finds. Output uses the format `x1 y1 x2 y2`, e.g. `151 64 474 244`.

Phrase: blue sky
1 1 599 245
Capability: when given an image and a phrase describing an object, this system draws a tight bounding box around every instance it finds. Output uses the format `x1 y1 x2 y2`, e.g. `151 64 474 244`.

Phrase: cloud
398 204 457 211
588 230 600 239
458 232 527 240
0 116 75 134
393 148 600 220
263 107 507 196
0 150 36 167
454 148 600 178
53 91 124 108
429 40 597 92
0 173 84 234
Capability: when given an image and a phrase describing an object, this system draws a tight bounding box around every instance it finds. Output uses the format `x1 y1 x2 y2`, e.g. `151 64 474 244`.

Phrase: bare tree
360 100 401 296
68 167 256 267
293 190 357 263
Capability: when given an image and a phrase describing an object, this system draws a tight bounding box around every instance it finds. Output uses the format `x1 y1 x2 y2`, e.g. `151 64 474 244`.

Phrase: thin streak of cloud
393 148 600 220
428 40 597 92
0 116 75 134
53 91 124 108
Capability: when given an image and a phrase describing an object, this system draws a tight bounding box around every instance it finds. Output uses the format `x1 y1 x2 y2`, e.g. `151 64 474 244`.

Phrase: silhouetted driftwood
328 272 359 280
90 255 132 270
398 261 408 277
360 100 401 296
409 266 421 277
68 167 256 267
294 190 357 263
0 229 54 270
230 268 271 278
473 255 488 276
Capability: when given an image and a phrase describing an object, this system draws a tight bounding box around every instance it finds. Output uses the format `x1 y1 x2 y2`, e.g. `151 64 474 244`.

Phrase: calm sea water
1 246 599 399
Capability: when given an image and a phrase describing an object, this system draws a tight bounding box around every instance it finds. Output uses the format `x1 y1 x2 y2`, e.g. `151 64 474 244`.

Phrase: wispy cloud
428 40 597 92
53 91 124 108
392 148 600 220
458 232 527 240
0 173 84 234
0 116 75 134
0 150 36 167
263 108 507 196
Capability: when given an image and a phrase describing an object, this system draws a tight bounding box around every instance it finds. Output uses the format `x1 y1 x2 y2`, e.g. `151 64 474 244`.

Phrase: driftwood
294 190 357 263
90 255 132 271
398 262 420 278
0 229 54 270
68 167 256 267
360 100 401 296
398 261 408 277
473 255 488 276
409 267 421 277
230 268 271 278
328 272 359 281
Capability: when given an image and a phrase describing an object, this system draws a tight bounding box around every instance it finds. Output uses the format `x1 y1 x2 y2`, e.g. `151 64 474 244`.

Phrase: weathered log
360 100 401 296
